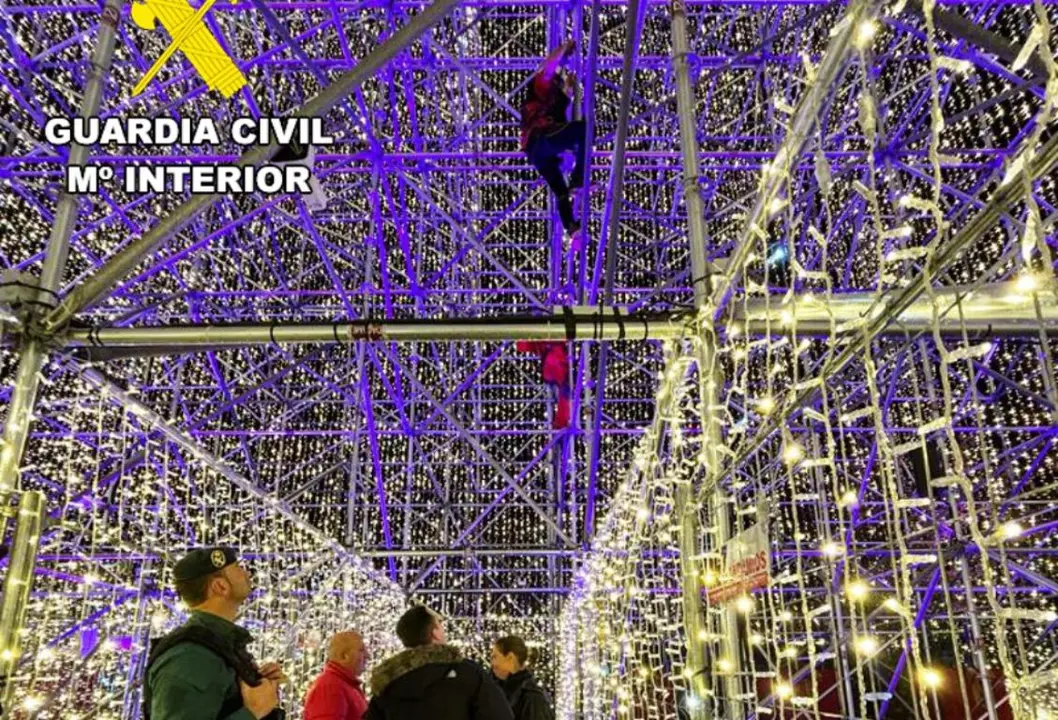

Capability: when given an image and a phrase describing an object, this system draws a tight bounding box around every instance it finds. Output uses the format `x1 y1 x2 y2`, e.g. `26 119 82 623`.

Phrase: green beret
173 547 237 583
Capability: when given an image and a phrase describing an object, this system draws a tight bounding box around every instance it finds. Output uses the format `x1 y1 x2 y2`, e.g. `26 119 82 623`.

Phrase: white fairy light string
559 341 698 719
559 0 1058 718
6 366 404 720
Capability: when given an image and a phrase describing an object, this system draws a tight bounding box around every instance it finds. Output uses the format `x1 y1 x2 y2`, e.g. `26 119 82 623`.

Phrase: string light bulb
847 580 870 601
1016 272 1040 293
854 19 878 49
854 636 878 656
783 443 805 465
883 598 904 613
999 521 1024 540
919 668 943 690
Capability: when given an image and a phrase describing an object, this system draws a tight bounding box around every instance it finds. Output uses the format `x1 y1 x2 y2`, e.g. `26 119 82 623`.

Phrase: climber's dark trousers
527 120 587 233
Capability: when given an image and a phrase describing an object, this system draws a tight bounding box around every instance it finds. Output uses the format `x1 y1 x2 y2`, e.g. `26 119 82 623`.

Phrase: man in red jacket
302 631 369 720
515 341 571 429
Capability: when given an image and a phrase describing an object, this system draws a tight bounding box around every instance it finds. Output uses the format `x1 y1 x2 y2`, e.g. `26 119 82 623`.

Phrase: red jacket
516 341 569 387
303 661 368 720
520 72 570 151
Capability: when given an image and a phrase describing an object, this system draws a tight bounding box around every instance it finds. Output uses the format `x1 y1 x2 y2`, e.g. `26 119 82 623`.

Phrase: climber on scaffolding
521 39 588 249
516 340 572 430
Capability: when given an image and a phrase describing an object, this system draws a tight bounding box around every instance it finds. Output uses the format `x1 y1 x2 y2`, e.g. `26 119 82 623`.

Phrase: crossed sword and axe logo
117 0 247 98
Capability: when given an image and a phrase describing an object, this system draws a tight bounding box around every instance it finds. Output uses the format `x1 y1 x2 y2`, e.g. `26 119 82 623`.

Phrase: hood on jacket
505 669 547 699
370 644 463 696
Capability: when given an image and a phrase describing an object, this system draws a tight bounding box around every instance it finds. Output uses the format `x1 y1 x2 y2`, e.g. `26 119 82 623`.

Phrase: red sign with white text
707 522 770 604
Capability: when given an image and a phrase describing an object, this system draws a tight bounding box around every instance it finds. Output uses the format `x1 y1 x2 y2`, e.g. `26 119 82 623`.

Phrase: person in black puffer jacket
365 606 512 720
489 636 554 720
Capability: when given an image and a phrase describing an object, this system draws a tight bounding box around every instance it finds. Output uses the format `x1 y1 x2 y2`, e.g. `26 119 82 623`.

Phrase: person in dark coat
489 636 554 720
364 606 512 720
144 547 285 720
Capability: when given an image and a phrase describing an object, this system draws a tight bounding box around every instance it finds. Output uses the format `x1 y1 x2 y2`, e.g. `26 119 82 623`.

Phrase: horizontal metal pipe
64 311 692 348
739 282 1058 337
59 284 1058 351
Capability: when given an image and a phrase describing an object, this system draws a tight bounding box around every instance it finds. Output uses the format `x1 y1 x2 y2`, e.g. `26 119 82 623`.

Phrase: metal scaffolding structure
1 0 1058 717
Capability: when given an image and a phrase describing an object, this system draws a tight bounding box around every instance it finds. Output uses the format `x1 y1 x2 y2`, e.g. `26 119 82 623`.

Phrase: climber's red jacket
516 341 569 387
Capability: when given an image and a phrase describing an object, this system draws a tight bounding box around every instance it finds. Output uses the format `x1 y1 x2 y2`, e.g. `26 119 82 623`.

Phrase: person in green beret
142 547 286 720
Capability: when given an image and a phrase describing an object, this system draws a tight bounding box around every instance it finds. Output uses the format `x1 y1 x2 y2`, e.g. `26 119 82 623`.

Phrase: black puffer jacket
503 670 554 720
364 645 513 720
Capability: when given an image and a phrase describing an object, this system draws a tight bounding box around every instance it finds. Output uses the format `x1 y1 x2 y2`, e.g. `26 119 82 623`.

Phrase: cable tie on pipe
563 305 576 341
269 323 279 349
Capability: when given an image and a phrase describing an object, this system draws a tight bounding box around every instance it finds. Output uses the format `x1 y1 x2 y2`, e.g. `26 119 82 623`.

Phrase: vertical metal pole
346 425 363 546
573 0 601 297
38 0 122 295
0 4 122 684
402 401 417 587
715 487 743 720
958 561 999 720
670 0 710 304
345 351 364 547
918 343 999 719
0 0 122 528
671 0 723 715
811 432 855 718
0 491 44 713
587 0 643 307
572 0 582 122
0 341 47 516
583 0 644 544
674 470 709 718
